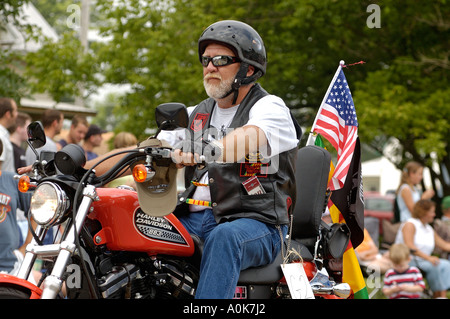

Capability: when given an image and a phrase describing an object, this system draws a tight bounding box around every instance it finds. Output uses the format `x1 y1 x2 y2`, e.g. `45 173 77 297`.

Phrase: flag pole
306 60 346 146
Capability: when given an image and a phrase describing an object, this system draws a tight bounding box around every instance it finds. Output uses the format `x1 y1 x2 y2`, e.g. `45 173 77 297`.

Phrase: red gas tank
88 187 195 257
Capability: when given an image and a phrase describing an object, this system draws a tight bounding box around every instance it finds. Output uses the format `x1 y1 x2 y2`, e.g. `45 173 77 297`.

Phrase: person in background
9 112 32 172
106 132 138 189
433 195 450 259
396 161 435 222
9 112 32 245
25 109 64 166
0 139 35 276
0 97 19 173
57 115 88 150
113 131 137 149
395 199 450 298
355 228 393 274
382 243 425 299
24 109 64 247
83 124 106 161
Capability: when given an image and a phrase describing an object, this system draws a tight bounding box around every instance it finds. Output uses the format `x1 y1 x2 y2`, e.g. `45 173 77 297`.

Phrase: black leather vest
179 84 299 225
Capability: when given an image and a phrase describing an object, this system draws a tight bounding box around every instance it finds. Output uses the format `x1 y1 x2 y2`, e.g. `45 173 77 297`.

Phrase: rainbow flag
328 202 368 299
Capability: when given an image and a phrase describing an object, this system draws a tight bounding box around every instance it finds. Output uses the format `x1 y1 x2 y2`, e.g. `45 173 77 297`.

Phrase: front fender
0 274 42 299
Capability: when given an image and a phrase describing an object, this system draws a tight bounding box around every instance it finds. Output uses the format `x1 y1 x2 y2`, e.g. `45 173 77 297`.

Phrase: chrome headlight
30 182 70 227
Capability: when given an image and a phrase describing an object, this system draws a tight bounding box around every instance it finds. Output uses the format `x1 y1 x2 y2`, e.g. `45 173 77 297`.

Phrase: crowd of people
357 160 450 299
390 161 450 299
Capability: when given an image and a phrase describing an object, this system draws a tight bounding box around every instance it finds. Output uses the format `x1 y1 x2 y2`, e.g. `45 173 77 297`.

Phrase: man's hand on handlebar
172 149 203 168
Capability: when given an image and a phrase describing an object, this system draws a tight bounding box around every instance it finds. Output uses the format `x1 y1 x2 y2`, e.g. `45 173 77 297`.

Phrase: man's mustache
204 73 222 81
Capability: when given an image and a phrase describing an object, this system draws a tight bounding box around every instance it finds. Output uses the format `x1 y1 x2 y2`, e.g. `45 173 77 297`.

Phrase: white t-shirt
158 94 299 211
397 184 421 222
159 95 299 159
395 217 435 258
0 124 15 173
25 136 59 166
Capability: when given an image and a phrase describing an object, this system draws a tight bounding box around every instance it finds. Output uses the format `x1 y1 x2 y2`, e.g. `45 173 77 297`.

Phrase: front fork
17 185 98 299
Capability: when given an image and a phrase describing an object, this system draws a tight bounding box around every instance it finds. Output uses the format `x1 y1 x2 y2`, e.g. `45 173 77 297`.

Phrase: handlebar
92 146 173 187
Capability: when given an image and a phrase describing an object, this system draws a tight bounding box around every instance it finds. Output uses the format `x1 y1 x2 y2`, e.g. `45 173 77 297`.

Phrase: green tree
0 50 29 101
353 1 449 196
92 0 206 138
0 0 32 100
24 31 100 104
1 0 99 104
0 0 30 24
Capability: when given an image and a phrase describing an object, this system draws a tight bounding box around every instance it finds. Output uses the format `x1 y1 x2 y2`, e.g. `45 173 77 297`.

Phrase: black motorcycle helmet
198 20 267 103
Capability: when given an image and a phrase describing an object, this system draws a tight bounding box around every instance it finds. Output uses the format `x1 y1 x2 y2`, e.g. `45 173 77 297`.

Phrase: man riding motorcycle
152 19 303 298
88 20 302 299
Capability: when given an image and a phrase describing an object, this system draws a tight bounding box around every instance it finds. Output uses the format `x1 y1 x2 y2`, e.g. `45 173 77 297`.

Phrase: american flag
311 66 358 190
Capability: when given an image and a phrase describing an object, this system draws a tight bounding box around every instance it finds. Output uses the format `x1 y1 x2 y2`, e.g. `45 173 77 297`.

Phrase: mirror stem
27 140 40 160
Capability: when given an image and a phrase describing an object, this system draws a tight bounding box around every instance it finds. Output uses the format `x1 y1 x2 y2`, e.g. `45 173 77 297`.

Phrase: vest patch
190 113 210 132
239 162 269 177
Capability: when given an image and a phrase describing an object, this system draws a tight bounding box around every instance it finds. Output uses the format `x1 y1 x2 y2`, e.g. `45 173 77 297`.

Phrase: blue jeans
412 257 450 292
179 209 287 299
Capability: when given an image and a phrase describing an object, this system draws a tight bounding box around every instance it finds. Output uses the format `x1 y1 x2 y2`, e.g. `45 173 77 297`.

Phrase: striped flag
329 200 368 299
327 137 367 299
330 137 365 247
308 64 358 190
310 63 367 298
315 134 367 299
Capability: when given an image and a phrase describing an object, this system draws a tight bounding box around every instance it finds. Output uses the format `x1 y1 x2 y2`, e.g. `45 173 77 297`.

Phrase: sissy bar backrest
291 145 331 252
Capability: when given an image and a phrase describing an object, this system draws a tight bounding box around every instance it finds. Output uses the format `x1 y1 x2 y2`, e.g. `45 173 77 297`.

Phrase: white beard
203 74 234 100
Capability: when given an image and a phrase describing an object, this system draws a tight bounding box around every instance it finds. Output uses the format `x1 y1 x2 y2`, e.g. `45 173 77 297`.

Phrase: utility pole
80 0 90 53
76 0 90 106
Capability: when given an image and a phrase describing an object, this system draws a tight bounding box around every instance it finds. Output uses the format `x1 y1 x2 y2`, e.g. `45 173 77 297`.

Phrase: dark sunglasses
201 55 240 67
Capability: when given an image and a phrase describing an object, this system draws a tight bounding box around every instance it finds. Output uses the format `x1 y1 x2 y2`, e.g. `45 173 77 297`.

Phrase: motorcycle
0 103 351 299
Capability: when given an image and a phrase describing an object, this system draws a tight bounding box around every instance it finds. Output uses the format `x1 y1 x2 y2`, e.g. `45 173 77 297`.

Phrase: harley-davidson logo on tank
134 209 187 245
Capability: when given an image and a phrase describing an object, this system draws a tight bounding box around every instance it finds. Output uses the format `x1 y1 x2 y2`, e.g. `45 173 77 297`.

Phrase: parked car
364 192 394 235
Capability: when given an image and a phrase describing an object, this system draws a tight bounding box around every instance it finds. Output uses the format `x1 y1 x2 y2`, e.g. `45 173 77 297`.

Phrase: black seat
238 145 331 284
290 145 331 253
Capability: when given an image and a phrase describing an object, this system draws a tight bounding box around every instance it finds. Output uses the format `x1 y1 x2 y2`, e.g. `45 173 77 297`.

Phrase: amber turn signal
132 164 148 183
18 175 31 193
